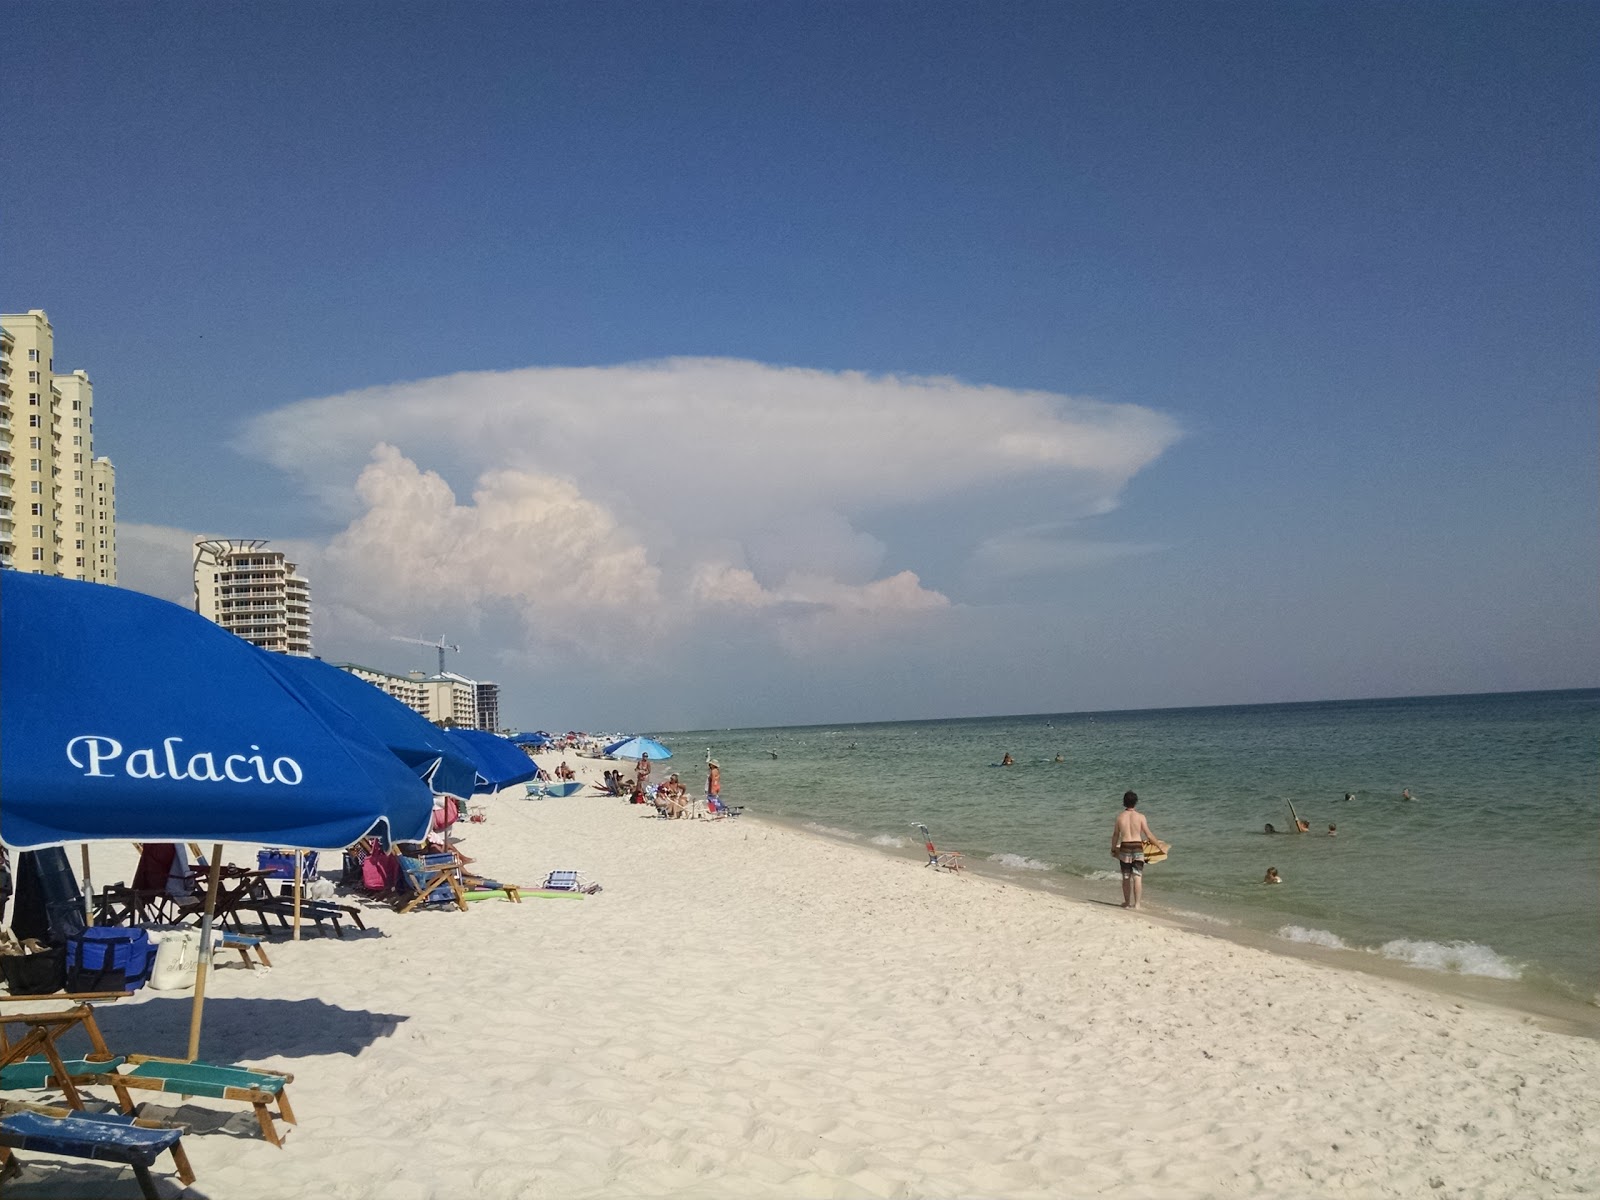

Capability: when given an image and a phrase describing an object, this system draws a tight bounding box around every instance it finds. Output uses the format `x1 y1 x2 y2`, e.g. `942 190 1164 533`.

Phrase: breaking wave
1277 925 1352 950
986 853 1055 871
801 822 859 841
1377 939 1522 980
870 834 909 849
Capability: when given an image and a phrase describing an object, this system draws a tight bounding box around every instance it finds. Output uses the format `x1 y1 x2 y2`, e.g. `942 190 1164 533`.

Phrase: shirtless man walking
1111 790 1160 910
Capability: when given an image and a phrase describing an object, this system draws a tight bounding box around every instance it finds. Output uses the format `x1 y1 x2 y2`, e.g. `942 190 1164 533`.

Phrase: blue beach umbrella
507 731 551 747
267 654 479 801
0 575 434 851
606 736 672 762
0 574 435 1058
443 727 540 793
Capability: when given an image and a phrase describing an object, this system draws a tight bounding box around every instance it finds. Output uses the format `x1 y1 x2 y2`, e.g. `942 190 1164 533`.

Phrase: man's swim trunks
1117 840 1145 877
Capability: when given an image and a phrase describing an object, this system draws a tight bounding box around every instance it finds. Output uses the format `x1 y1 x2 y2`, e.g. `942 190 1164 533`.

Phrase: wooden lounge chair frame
393 854 468 914
0 1099 195 1200
1 1003 297 1148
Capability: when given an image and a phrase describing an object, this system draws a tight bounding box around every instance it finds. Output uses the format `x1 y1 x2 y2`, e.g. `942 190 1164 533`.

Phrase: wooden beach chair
1 1002 297 1148
0 1100 196 1200
101 1057 298 1148
393 853 468 913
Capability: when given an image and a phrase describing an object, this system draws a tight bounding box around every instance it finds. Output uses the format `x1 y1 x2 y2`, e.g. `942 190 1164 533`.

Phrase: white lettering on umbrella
185 752 225 782
125 749 165 779
66 735 124 776
64 736 303 785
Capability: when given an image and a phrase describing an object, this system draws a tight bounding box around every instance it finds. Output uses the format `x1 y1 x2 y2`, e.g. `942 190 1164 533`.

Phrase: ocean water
664 690 1600 1021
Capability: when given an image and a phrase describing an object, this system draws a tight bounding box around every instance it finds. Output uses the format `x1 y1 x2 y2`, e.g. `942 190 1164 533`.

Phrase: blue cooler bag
65 927 154 993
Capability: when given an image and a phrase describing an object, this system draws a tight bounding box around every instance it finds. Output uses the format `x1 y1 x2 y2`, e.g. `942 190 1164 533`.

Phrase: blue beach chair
0 1101 196 1200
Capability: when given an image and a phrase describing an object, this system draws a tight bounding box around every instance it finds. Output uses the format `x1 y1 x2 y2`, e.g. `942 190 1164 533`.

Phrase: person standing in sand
706 758 721 806
1111 790 1159 910
636 752 651 791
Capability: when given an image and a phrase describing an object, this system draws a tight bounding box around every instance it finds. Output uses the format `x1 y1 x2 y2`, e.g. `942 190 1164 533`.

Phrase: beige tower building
0 323 13 569
0 309 117 581
193 537 313 655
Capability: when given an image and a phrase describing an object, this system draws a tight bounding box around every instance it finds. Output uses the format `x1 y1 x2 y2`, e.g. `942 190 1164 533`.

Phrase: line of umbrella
0 574 539 1060
503 731 674 763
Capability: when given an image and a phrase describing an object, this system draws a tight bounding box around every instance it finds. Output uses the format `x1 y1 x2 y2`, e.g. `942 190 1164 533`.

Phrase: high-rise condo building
193 537 313 655
0 309 117 581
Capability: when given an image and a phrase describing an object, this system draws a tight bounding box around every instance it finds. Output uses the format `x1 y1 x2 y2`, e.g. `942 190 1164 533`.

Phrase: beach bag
0 943 67 996
65 927 154 993
362 848 402 893
430 796 460 833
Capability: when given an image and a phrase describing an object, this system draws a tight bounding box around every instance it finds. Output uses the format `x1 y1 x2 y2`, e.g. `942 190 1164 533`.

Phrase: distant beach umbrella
507 731 552 747
605 736 672 761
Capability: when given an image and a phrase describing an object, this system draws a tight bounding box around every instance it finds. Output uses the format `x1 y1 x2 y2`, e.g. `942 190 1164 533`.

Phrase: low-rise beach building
336 662 499 730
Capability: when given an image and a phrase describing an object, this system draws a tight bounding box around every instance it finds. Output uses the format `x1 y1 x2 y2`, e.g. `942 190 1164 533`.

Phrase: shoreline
761 809 1600 1040
16 751 1599 1198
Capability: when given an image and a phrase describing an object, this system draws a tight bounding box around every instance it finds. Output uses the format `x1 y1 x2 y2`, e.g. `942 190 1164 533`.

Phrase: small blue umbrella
507 731 551 747
443 728 540 793
267 655 479 800
606 736 672 762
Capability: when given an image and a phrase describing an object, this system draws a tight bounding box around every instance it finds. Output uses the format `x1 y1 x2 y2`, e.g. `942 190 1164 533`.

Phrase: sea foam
986 853 1055 871
802 822 859 841
1277 925 1352 951
1377 938 1523 980
870 834 908 849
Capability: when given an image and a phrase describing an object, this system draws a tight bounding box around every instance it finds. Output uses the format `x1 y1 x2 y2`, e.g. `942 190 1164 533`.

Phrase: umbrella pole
186 843 224 1062
293 850 303 942
80 845 94 925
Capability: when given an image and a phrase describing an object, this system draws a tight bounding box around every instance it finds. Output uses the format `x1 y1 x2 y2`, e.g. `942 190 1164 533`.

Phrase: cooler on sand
65 928 154 993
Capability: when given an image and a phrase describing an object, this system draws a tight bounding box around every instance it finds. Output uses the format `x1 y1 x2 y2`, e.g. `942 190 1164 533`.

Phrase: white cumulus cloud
226 357 1177 684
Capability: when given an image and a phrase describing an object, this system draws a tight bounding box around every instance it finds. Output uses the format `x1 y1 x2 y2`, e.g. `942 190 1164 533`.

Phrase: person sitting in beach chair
653 780 688 819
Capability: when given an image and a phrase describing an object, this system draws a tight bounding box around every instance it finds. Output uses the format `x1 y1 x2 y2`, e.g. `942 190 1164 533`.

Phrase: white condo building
0 309 117 581
337 663 501 731
193 538 312 655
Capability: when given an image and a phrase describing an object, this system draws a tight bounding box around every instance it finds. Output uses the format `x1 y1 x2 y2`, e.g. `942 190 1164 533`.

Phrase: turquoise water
664 690 1600 1018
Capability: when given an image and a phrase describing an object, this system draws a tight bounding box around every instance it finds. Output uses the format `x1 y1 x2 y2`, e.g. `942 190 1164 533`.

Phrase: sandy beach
9 752 1599 1200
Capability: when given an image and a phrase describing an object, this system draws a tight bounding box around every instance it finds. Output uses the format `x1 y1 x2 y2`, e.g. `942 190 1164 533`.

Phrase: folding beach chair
914 824 964 872
393 853 468 913
102 1057 298 1148
0 1100 196 1200
1 1002 298 1148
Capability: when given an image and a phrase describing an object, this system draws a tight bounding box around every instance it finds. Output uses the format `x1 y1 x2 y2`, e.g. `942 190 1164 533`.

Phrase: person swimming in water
1264 867 1282 885
1264 823 1277 834
1000 753 1015 766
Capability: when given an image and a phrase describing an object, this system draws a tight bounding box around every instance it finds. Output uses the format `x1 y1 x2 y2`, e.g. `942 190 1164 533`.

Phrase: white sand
11 753 1600 1199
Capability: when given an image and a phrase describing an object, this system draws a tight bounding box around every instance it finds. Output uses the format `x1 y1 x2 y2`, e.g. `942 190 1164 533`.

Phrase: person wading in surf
1111 790 1160 910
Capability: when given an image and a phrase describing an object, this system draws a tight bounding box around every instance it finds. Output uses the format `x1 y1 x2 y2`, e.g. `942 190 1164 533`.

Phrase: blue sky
7 1 1596 730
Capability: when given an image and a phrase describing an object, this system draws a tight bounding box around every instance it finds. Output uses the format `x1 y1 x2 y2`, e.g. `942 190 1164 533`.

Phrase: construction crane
392 634 460 675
